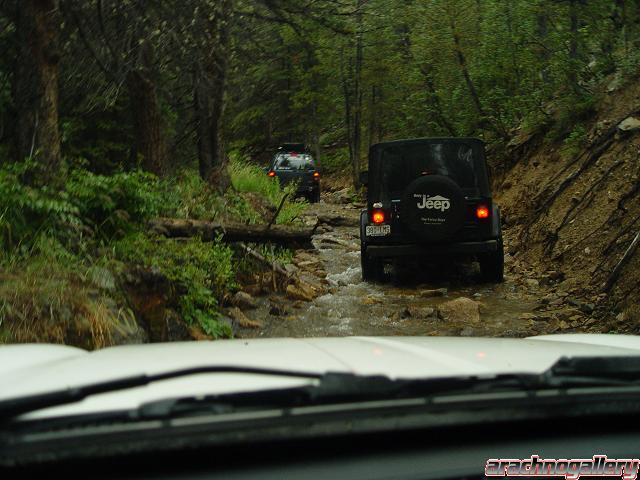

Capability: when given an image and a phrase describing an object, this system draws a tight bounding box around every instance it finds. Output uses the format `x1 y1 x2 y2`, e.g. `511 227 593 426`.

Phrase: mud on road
235 199 603 339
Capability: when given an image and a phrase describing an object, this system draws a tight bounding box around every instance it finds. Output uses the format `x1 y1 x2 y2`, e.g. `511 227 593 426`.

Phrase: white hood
2 334 640 419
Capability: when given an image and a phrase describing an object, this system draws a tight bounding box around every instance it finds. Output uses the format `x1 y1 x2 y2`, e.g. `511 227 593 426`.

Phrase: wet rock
269 300 289 316
362 295 384 305
227 307 262 329
459 327 476 337
580 303 595 314
534 312 556 322
232 291 258 310
548 270 564 281
297 259 321 268
420 288 448 298
554 308 582 321
164 310 196 341
284 264 299 274
618 117 640 132
538 275 552 287
438 297 481 323
286 283 315 302
243 284 265 297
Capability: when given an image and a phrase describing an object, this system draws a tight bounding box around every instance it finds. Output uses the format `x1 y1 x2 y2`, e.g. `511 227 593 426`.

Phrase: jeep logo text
414 194 450 212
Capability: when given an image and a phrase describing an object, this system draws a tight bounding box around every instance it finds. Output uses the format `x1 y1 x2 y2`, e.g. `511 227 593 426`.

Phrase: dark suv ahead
359 137 504 282
267 145 321 203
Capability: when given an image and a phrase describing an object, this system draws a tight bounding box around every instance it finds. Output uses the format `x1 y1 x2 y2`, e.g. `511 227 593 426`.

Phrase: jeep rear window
274 154 315 171
375 142 480 199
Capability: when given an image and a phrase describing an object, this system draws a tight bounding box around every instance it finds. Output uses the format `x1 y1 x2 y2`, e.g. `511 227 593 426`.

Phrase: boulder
286 283 315 302
419 288 448 298
618 117 640 132
232 291 258 310
437 297 481 323
227 307 262 329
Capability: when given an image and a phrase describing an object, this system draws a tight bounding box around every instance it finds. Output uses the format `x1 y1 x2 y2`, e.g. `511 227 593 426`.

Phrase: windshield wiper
0 366 323 421
3 356 640 422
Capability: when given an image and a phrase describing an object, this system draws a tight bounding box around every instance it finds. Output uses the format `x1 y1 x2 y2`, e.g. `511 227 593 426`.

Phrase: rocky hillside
496 77 640 331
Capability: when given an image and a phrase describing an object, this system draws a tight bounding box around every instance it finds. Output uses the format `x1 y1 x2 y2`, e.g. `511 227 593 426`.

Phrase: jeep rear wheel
400 175 466 242
361 243 383 282
479 237 505 283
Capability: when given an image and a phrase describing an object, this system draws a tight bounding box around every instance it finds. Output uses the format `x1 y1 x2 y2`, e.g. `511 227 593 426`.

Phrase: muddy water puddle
241 219 538 339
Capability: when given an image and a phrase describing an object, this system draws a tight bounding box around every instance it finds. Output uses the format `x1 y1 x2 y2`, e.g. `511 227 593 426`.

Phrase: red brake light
476 205 490 219
372 210 385 224
313 171 320 179
267 171 276 177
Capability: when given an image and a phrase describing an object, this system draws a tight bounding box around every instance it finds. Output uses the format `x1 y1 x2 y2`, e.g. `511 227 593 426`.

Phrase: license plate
366 225 391 237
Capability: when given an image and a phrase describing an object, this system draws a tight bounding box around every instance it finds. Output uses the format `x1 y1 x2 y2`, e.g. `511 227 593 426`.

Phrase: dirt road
236 199 601 339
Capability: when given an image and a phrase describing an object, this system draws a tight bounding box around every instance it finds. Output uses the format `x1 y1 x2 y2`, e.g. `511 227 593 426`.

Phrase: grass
229 158 308 225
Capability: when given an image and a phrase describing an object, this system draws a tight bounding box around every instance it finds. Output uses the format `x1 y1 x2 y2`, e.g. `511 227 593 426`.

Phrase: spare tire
401 175 466 242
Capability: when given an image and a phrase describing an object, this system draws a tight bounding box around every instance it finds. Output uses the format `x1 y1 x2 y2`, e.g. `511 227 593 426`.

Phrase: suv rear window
274 154 315 171
374 142 483 199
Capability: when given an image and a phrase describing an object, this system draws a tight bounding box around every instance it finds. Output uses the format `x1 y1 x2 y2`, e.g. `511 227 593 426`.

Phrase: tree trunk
15 0 62 185
150 217 315 247
352 0 364 189
568 0 580 92
194 0 231 192
127 70 168 176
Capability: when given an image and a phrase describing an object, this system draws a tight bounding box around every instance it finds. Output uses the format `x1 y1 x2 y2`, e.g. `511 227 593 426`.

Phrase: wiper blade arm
0 366 323 421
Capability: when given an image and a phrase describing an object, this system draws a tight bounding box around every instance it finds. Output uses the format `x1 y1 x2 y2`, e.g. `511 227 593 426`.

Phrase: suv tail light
267 171 276 177
476 205 490 219
372 209 385 224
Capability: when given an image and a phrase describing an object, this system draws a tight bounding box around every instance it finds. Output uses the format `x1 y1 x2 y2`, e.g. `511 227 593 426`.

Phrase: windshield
273 153 315 170
1 0 639 471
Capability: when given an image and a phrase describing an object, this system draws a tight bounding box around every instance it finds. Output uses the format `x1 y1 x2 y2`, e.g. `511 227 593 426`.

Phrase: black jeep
359 137 504 282
267 144 321 203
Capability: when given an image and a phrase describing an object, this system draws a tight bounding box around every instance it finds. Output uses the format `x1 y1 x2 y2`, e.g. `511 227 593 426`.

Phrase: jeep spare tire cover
401 175 466 242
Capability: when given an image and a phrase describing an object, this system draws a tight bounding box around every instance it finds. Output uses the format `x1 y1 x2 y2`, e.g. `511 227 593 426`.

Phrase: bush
0 160 81 257
66 169 161 239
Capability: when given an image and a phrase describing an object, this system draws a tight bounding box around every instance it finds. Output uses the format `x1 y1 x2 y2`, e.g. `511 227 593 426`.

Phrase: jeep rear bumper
366 240 498 258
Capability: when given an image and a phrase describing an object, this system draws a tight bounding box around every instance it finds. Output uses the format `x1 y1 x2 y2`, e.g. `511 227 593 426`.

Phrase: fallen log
149 217 316 246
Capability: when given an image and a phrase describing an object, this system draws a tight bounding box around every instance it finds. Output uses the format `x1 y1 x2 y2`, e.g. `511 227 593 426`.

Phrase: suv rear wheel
361 242 383 282
479 237 505 283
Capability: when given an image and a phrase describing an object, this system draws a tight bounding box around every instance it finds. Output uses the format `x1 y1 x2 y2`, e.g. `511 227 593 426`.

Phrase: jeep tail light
313 171 320 180
476 205 490 219
372 209 385 224
267 171 276 177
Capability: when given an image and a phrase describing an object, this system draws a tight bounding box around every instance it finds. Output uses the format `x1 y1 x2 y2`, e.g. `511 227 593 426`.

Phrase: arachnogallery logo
485 455 640 480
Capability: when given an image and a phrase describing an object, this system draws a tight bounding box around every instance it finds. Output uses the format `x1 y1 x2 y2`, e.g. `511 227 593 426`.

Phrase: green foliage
550 95 596 142
158 170 221 221
561 124 588 159
0 160 80 257
66 169 162 239
115 233 235 339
